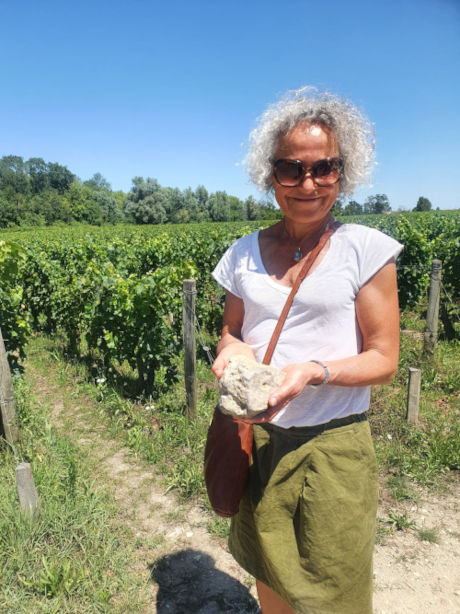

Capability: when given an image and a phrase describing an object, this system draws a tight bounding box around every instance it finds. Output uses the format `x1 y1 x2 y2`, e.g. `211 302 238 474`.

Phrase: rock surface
218 355 285 418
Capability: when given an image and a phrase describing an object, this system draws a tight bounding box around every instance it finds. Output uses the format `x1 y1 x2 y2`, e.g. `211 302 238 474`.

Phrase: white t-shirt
212 223 403 427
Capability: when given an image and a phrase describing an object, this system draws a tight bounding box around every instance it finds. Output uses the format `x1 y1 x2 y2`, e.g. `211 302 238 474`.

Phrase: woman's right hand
211 341 255 379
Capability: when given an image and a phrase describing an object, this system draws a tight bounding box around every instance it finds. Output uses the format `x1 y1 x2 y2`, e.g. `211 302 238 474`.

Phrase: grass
0 353 151 613
417 528 439 543
387 510 416 531
369 314 459 492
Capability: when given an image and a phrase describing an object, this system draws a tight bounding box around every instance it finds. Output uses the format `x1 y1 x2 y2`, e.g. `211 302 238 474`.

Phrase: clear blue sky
1 0 459 210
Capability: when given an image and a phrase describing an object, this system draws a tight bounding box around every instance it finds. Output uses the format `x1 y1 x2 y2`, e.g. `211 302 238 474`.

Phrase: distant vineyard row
1 211 459 394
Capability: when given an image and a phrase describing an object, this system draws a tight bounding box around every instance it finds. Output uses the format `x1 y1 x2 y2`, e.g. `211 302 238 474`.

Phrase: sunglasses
273 157 343 187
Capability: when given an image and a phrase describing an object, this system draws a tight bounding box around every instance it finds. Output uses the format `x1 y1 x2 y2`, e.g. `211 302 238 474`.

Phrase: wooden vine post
183 279 197 418
424 259 442 354
0 327 18 444
406 367 421 425
16 462 40 516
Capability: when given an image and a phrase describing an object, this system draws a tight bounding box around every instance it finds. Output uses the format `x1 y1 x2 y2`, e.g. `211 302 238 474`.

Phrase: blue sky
0 0 459 210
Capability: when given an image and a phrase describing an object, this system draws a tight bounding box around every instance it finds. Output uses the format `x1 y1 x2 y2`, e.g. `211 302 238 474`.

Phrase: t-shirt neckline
253 228 336 293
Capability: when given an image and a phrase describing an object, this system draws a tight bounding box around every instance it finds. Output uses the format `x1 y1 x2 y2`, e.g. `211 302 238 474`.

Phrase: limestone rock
218 355 285 418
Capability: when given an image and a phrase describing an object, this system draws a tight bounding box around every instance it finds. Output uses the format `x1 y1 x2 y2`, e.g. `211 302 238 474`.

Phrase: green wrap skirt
229 415 378 614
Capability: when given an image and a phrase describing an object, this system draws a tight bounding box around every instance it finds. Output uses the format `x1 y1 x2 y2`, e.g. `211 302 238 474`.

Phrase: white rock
219 355 285 418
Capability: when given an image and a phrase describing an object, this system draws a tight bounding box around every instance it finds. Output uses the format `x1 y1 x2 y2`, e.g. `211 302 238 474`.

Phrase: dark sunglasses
273 157 343 187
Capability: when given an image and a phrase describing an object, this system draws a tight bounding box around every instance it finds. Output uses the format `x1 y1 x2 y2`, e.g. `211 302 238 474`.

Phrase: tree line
0 155 280 227
0 155 433 228
332 194 432 215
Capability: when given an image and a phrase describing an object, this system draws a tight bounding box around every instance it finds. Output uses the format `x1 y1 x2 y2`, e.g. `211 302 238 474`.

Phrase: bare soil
31 368 460 614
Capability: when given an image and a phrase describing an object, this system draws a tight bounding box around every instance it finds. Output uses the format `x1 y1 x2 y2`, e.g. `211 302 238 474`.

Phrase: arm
212 291 256 379
268 260 400 407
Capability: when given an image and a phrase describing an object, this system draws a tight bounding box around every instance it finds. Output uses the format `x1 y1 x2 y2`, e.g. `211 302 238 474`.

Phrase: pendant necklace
283 217 332 263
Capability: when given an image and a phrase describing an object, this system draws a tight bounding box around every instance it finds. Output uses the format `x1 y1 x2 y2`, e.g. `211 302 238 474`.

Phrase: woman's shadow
150 549 260 613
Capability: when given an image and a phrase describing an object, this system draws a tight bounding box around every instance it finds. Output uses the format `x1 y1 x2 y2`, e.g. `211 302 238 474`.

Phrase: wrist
309 360 330 386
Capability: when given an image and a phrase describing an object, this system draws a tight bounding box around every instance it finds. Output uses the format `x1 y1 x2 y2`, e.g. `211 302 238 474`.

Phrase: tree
245 196 259 220
92 189 120 224
413 196 432 212
257 198 280 220
123 177 169 224
208 191 230 221
84 172 112 191
0 193 18 227
229 195 246 221
0 155 29 195
25 157 49 194
65 182 103 224
195 185 208 207
47 162 75 193
29 189 71 225
363 194 391 214
342 200 363 216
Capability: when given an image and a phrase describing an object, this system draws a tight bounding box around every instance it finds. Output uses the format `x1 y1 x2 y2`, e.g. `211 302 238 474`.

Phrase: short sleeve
358 227 404 287
212 241 243 298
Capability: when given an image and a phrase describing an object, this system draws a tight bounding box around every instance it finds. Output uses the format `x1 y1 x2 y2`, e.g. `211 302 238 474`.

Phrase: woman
211 87 402 614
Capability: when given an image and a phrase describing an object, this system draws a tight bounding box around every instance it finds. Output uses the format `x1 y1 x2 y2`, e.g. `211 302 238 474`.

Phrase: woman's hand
212 341 256 379
267 361 325 408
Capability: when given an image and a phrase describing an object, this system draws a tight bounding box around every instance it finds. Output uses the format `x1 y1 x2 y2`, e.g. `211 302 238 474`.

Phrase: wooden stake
424 259 442 354
16 462 40 516
183 279 197 419
406 367 421 425
0 327 18 444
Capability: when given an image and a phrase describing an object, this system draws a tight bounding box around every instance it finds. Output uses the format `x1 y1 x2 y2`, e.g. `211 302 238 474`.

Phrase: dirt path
30 363 459 614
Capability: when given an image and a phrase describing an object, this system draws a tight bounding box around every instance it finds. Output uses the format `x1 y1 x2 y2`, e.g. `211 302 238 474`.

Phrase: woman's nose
299 172 317 190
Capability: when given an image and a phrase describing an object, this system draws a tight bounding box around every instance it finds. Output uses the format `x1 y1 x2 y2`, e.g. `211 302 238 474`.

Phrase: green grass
0 364 150 613
417 527 439 543
370 319 459 491
387 510 416 531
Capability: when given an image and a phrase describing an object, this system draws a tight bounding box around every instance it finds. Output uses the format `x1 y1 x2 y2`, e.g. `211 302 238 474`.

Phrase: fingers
211 357 228 379
268 387 294 408
268 364 309 407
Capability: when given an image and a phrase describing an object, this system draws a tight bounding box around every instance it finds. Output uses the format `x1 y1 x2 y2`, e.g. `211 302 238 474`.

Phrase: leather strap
262 226 334 366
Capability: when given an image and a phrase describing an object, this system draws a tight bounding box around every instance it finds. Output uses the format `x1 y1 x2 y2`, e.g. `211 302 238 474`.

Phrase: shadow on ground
150 549 260 613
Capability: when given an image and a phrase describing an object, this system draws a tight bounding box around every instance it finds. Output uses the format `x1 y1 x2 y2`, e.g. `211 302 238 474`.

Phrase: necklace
283 217 332 262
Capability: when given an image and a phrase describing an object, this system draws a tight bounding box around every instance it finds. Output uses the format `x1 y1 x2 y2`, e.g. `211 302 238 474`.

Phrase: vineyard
1 211 459 397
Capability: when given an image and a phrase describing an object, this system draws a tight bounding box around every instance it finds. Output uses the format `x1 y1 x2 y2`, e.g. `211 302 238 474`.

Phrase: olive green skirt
229 417 378 614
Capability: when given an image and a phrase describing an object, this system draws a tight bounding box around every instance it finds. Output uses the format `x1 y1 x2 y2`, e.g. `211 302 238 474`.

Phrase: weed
386 474 418 502
207 514 231 540
375 517 394 545
387 509 416 531
417 527 439 543
162 509 187 523
19 555 88 597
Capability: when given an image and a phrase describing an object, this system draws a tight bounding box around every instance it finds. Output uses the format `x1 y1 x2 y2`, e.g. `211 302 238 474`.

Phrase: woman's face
272 123 340 227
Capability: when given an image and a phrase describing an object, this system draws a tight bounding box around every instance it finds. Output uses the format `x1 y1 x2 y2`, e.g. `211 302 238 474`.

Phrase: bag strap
262 225 334 366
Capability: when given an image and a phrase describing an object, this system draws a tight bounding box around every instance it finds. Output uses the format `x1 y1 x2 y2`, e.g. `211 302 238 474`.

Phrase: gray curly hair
246 86 375 196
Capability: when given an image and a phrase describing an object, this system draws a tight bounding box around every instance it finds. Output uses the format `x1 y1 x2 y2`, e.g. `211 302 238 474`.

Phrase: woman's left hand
267 361 325 409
